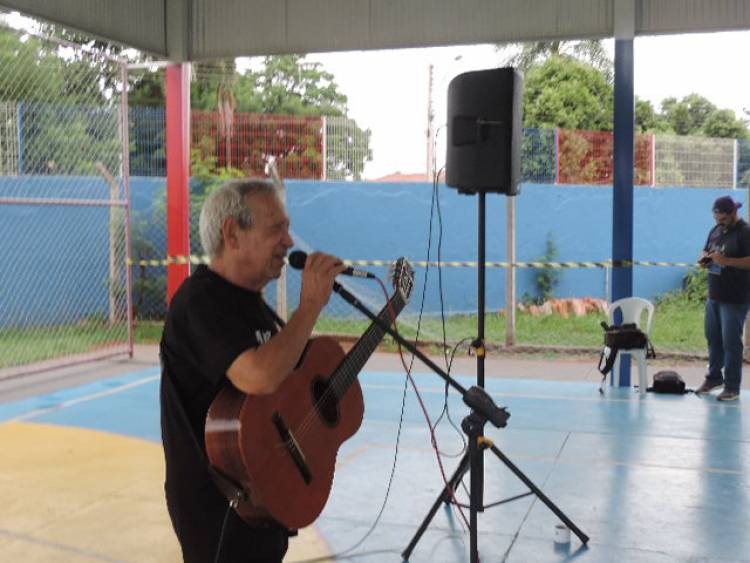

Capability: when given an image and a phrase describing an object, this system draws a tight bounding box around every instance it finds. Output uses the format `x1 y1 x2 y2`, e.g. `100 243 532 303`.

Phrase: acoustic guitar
205 258 414 529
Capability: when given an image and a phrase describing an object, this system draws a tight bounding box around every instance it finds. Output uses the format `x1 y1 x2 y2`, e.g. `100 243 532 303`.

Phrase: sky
303 31 750 180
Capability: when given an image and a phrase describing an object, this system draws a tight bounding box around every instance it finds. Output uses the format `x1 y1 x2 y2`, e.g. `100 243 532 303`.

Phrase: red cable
375 277 470 531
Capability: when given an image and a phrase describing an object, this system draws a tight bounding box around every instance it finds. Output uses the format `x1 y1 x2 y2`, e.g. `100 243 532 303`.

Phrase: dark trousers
705 298 750 392
166 483 289 563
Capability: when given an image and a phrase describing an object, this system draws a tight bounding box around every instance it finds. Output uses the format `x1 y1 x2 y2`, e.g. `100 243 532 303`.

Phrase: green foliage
653 94 750 139
523 56 614 131
239 55 348 116
657 266 708 305
0 27 122 174
702 109 750 140
521 232 561 305
502 40 612 78
661 94 715 135
127 54 371 180
517 49 749 143
535 232 561 302
635 99 671 133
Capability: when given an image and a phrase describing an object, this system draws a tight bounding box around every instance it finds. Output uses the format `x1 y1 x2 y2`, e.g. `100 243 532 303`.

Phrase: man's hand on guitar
299 252 347 314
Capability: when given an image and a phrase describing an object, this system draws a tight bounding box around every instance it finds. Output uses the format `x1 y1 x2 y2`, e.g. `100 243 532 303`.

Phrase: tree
127 55 372 180
702 109 750 140
635 99 671 133
234 55 372 180
501 39 612 79
238 55 348 116
656 93 749 139
0 26 122 174
523 55 613 131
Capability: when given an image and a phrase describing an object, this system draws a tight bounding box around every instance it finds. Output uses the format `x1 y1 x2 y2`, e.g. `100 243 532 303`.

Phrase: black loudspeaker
446 67 523 195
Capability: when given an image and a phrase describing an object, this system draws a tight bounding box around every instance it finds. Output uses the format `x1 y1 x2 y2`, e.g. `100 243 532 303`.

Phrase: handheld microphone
288 250 376 279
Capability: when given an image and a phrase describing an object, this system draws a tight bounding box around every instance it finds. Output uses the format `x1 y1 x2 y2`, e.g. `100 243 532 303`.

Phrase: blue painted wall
1 175 743 326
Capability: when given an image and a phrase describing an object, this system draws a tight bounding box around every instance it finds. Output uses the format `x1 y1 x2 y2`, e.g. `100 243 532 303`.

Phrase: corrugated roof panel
0 0 167 56
4 0 750 60
638 0 750 35
189 0 617 58
557 0 613 38
191 0 287 58
286 0 371 53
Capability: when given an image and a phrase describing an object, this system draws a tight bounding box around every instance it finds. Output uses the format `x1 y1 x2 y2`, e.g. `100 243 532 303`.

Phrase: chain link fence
655 135 736 187
0 23 132 377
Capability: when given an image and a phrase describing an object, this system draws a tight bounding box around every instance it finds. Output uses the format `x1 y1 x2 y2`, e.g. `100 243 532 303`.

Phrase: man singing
160 178 345 562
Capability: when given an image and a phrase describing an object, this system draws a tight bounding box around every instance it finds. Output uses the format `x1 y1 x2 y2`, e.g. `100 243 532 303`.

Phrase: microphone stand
332 280 589 562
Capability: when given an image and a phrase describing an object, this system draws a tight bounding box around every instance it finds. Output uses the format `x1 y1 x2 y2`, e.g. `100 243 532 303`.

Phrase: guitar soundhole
312 376 339 427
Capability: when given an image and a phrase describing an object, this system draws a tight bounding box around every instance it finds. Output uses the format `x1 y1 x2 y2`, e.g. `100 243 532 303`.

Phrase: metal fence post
554 128 560 184
321 115 327 180
650 133 656 187
121 63 134 357
506 195 516 346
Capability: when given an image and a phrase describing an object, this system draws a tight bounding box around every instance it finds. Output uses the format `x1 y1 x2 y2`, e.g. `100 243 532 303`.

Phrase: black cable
430 170 468 457
212 504 233 563
431 336 472 458
290 181 443 562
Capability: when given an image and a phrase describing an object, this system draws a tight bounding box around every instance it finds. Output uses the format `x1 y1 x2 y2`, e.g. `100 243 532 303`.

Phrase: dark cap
713 196 743 214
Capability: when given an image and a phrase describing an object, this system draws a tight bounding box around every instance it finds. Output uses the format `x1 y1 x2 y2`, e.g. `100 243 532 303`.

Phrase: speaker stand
401 192 588 562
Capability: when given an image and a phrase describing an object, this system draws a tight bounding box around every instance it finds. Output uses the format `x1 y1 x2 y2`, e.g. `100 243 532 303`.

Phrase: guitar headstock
390 257 415 304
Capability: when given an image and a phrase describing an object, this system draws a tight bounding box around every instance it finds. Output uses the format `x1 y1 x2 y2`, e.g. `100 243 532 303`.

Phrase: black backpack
597 321 655 376
648 370 691 394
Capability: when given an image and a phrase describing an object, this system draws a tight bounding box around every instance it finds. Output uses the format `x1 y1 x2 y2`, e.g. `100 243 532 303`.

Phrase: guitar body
206 336 364 529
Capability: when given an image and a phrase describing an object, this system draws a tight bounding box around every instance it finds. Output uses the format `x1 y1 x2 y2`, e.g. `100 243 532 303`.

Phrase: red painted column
166 64 191 302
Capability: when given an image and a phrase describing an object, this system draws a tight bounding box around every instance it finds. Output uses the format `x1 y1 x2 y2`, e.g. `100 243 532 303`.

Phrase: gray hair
199 178 279 259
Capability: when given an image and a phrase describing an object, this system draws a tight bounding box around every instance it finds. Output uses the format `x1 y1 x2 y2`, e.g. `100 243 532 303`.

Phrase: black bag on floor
647 370 691 394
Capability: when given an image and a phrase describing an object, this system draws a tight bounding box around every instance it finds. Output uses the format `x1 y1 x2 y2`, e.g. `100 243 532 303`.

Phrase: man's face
713 209 736 228
233 192 293 289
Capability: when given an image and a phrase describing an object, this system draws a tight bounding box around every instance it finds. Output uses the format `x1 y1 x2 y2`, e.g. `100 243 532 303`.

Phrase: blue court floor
1 361 749 562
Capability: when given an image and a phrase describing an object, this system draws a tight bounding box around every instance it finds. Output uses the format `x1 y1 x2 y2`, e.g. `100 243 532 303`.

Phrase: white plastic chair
606 297 655 394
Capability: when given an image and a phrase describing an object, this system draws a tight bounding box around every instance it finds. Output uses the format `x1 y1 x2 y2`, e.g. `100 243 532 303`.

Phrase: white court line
10 375 160 422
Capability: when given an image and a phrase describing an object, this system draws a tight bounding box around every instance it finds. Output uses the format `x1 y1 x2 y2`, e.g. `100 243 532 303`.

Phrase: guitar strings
290 301 399 442
252 269 410 510
286 268 409 443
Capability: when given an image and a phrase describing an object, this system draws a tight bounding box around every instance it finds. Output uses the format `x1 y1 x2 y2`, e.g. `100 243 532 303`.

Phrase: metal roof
1 0 749 61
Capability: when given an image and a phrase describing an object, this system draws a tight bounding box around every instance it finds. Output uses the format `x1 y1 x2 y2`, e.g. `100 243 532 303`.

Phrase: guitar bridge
272 412 312 484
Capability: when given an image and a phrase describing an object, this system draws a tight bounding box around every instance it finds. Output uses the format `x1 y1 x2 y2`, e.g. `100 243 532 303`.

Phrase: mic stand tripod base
330 279 588 560
402 410 590 563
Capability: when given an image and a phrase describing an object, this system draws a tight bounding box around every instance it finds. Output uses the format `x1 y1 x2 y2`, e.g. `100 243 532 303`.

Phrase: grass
0 322 129 369
299 301 707 357
3 300 708 369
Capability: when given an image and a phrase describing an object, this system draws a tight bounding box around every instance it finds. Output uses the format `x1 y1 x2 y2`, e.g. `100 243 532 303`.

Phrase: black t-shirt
704 218 750 304
160 265 285 562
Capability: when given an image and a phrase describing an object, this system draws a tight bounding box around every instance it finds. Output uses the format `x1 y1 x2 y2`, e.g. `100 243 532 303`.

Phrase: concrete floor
1 346 749 562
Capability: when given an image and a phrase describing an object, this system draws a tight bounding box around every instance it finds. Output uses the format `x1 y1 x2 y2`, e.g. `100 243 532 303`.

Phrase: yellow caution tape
127 257 696 269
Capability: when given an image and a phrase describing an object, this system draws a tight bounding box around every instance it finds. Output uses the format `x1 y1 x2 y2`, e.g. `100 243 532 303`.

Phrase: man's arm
227 253 346 395
708 224 750 270
709 253 750 270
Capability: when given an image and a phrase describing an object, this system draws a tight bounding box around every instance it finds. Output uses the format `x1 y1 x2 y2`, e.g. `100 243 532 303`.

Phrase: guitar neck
329 291 406 399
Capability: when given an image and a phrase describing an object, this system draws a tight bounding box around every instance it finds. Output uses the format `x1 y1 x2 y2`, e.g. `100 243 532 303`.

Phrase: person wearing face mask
696 195 750 401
